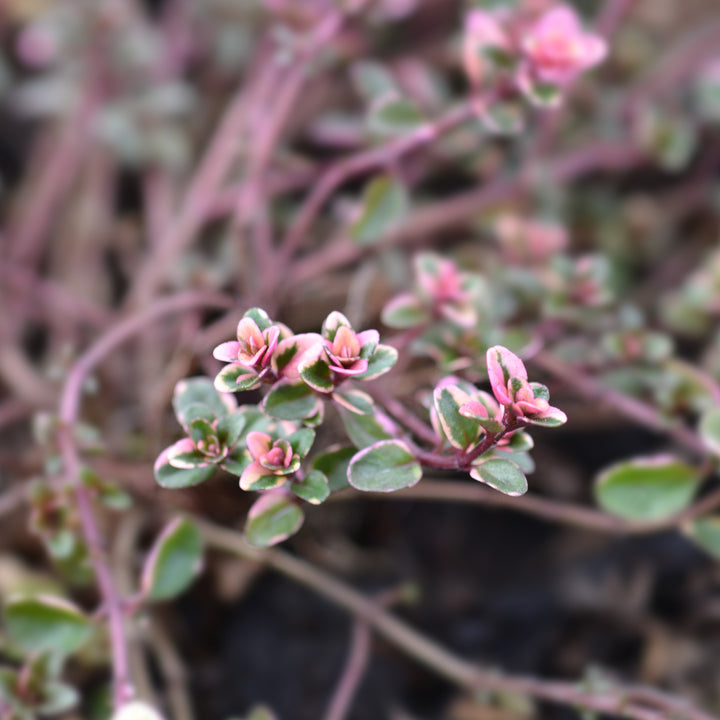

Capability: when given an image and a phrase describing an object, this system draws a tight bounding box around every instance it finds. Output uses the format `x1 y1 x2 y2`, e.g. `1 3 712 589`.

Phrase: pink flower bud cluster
463 3 607 107
486 346 566 424
213 315 289 385
212 308 396 394
240 432 301 491
495 214 568 264
382 253 483 330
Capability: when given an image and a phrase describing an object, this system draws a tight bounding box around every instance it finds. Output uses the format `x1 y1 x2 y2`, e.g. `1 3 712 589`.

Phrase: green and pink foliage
347 439 422 493
245 490 305 548
140 518 204 602
299 311 397 392
154 378 248 489
239 428 314 491
486 346 567 427
432 377 492 451
495 214 568 265
429 372 534 496
517 5 607 103
213 308 293 392
382 253 485 330
463 2 607 110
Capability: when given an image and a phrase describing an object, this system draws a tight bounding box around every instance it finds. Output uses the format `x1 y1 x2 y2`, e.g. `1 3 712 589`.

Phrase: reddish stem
57 291 232 709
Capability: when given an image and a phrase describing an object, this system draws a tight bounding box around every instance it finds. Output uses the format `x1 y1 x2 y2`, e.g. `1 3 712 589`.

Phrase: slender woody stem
58 291 232 709
276 102 474 275
198 520 718 720
531 351 708 457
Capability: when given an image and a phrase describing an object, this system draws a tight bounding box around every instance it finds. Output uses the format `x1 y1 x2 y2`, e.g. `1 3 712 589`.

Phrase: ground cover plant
1 0 720 718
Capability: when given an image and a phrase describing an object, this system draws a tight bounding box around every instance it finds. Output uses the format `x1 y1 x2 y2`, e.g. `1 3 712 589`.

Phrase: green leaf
244 307 272 331
594 456 701 521
322 311 351 342
351 60 397 101
348 440 422 492
311 445 356 492
458 399 504 434
434 386 480 450
189 418 218 446
177 403 217 431
292 470 330 505
470 458 528 496
5 595 92 656
506 431 534 453
333 389 375 415
214 364 261 393
351 175 409 245
287 427 315 458
166 443 213 470
154 456 215 488
381 294 429 329
523 409 567 428
221 447 252 477
354 344 398 380
338 406 393 449
699 408 720 457
527 81 560 107
217 411 248 447
684 515 720 559
173 377 233 423
81 468 133 511
142 518 203 602
245 493 304 547
302 401 325 428
299 355 333 393
530 383 550 400
500 449 535 474
262 381 318 420
368 94 424 136
38 681 80 715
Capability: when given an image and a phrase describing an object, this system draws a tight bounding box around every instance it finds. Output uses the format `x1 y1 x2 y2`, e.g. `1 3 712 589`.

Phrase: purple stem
57 291 232 709
323 616 371 720
531 351 708 457
275 102 474 274
289 140 644 287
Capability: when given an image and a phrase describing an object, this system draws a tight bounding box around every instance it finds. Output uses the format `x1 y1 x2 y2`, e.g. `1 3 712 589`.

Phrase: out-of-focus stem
198 520 717 720
276 102 474 274
290 140 644 287
323 614 371 720
531 351 708 457
336 479 720 536
57 291 232 709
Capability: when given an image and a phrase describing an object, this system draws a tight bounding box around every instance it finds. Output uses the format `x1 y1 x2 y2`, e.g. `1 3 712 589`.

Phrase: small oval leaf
5 595 92 656
348 440 422 492
351 175 409 246
470 458 528 496
311 445 356 493
173 377 234 422
154 449 216 488
141 518 203 602
245 493 304 548
291 470 330 505
684 515 720 559
595 455 701 521
354 345 398 380
699 408 720 457
262 381 318 420
434 386 481 451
